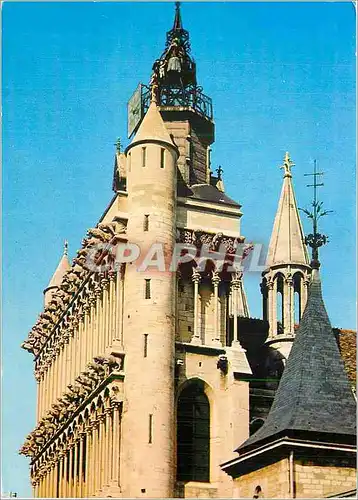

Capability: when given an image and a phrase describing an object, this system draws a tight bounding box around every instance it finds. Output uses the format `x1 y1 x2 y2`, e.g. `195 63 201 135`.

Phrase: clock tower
125 2 214 188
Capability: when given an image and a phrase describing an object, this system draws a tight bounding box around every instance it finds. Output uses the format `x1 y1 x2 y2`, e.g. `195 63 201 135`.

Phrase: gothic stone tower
260 153 311 360
20 5 253 499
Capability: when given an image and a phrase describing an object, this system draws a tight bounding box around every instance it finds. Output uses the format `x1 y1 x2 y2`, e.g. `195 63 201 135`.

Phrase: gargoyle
83 368 100 382
88 361 105 374
192 229 204 245
21 341 35 353
87 227 113 243
75 374 93 389
112 217 128 234
211 232 224 251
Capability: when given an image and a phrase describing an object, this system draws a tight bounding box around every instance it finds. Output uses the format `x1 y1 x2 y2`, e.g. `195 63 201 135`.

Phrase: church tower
20 5 355 500
20 5 253 499
261 153 311 358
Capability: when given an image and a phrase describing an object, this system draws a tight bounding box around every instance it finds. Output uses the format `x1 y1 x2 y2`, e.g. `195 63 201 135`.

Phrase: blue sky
2 2 356 496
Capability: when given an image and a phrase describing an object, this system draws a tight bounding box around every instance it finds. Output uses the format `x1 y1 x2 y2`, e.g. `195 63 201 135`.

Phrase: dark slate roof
182 183 241 208
238 268 357 453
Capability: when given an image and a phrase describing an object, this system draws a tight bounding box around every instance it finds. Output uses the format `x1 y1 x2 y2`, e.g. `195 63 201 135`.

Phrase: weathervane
64 240 69 257
299 159 333 268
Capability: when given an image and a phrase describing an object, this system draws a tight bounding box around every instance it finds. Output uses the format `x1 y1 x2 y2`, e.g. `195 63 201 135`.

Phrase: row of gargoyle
20 355 120 458
21 219 127 357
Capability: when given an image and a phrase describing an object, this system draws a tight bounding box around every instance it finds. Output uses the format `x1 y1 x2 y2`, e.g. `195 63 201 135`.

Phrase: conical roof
45 242 71 290
129 101 175 149
266 153 309 267
238 268 356 452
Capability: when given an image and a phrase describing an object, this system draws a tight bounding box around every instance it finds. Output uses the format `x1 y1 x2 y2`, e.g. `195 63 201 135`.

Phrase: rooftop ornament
299 159 333 269
146 2 213 119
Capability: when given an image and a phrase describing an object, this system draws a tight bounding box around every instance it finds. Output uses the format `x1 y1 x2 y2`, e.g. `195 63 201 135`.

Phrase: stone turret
43 241 70 307
121 100 179 497
261 153 311 358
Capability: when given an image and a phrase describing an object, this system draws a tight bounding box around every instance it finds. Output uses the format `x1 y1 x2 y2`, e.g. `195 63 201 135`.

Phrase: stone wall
234 458 290 498
294 459 356 498
233 455 356 499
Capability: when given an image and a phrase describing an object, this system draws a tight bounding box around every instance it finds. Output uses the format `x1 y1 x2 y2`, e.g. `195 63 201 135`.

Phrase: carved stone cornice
20 354 121 459
176 228 245 254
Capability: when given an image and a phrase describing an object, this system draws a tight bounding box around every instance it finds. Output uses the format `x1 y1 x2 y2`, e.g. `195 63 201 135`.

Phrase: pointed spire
173 2 183 31
45 240 71 291
266 152 309 267
128 101 175 149
238 268 356 452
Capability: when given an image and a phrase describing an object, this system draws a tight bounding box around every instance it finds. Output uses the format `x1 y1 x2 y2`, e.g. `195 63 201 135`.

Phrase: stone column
63 449 68 498
284 274 294 335
78 432 85 498
212 271 221 345
231 272 243 346
268 277 277 337
108 271 116 343
78 310 85 375
117 267 124 343
191 268 201 345
95 280 102 356
98 413 106 492
84 425 92 498
72 438 79 498
88 290 97 362
58 453 64 498
111 402 121 486
104 407 112 486
94 418 100 494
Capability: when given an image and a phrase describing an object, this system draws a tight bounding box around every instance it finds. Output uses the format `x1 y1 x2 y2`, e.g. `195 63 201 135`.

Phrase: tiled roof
237 268 356 453
334 328 357 388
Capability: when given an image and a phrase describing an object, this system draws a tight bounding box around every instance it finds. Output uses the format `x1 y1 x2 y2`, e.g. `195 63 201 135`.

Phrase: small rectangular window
160 148 165 168
142 147 146 168
144 214 149 232
143 334 148 358
149 414 153 443
145 279 151 299
128 152 131 172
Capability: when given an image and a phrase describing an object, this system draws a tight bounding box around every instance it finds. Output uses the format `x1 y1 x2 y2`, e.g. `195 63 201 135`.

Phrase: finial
280 151 294 178
64 240 68 256
114 138 121 153
216 165 223 181
173 2 183 31
299 159 333 268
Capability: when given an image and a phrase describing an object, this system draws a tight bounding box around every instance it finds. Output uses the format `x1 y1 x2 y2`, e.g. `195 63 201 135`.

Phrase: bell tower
126 2 214 188
261 153 311 358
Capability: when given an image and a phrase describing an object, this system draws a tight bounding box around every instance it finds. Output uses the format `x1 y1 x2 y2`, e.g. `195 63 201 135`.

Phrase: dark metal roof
238 269 357 453
186 184 241 208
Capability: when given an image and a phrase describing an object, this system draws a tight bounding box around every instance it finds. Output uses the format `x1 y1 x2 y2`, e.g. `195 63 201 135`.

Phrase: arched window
276 274 284 332
177 382 210 482
293 272 302 325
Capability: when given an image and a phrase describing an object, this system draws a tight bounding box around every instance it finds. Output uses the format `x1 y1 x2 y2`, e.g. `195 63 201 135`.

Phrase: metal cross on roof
299 159 333 268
